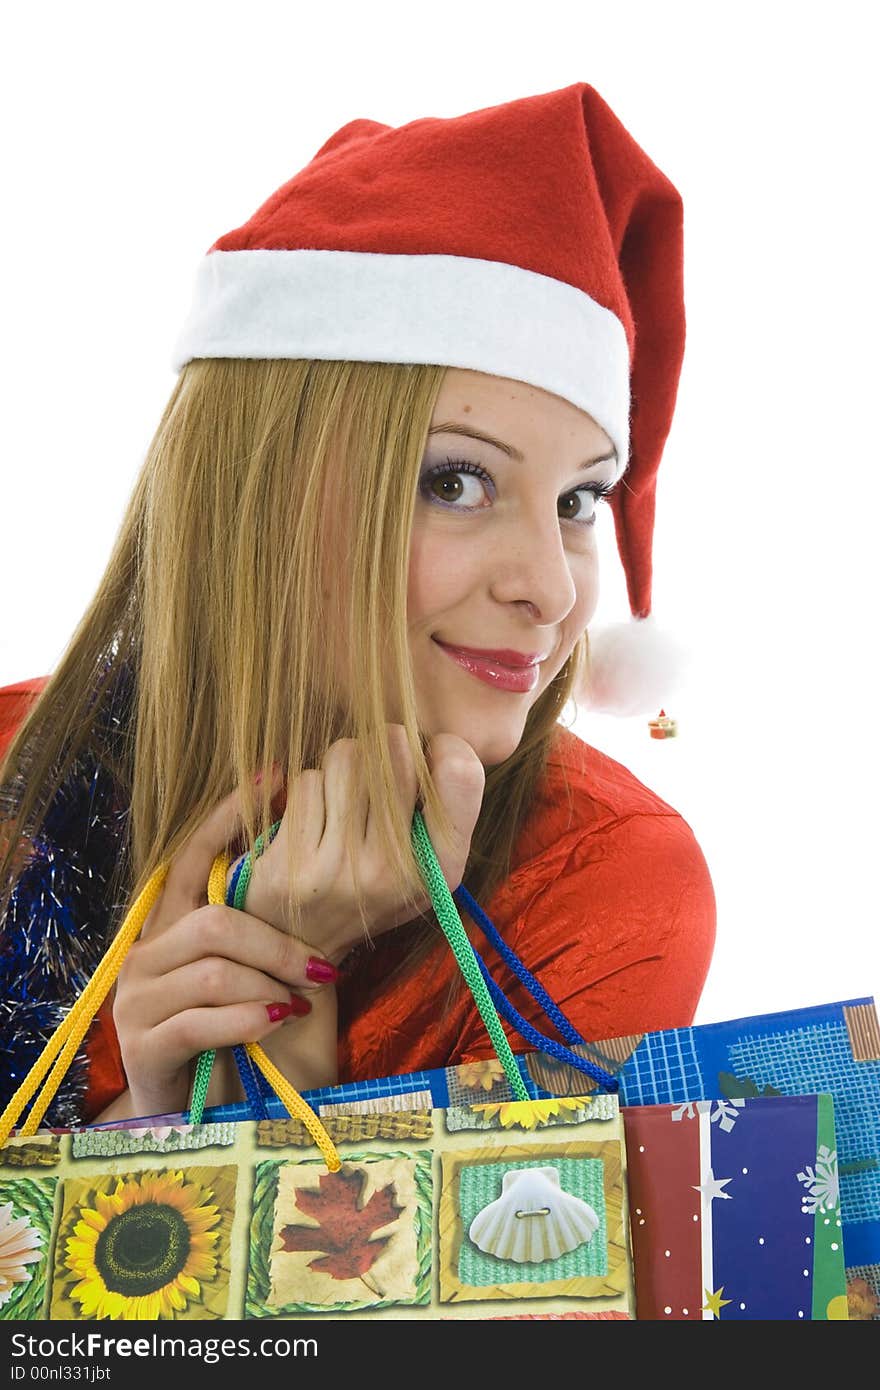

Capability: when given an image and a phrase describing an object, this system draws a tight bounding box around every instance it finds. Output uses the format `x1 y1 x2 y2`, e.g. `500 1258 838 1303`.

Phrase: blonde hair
0 358 584 967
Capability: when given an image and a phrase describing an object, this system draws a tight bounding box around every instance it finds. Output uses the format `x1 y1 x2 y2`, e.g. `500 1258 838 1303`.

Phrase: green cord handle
410 810 528 1100
189 1049 215 1121
233 821 277 911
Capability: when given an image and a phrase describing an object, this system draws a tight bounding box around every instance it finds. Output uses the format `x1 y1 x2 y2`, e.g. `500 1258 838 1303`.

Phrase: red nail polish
266 1001 294 1022
306 957 338 984
288 993 312 1016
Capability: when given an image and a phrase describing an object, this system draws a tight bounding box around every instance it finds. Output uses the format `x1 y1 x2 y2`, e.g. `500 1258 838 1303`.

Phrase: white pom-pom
577 616 685 717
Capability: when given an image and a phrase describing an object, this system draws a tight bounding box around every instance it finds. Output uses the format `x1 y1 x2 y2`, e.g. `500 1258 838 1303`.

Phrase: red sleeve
455 810 717 1059
0 676 50 762
81 1001 127 1121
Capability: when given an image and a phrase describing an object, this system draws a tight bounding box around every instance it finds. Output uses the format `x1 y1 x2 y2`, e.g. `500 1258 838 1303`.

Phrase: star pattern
692 1168 733 1202
703 1286 733 1318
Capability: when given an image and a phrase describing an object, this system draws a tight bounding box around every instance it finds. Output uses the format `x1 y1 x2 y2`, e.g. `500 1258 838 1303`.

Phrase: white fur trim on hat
170 248 631 468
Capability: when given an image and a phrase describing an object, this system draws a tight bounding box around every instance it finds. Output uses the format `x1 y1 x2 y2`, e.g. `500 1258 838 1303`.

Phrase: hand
112 781 336 1120
236 727 485 963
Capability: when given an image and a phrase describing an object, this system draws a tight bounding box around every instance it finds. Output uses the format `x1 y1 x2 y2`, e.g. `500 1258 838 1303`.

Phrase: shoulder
499 724 716 964
0 675 50 761
513 723 703 864
483 725 716 1032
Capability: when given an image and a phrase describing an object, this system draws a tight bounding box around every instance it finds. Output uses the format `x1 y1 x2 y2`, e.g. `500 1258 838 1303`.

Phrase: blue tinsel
0 667 132 1128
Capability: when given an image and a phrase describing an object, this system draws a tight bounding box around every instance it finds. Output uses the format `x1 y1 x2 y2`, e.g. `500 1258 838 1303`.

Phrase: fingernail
288 994 312 1016
266 1001 295 1022
306 957 338 984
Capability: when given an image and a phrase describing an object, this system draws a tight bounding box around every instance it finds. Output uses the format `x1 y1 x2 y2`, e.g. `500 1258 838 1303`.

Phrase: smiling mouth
432 639 544 693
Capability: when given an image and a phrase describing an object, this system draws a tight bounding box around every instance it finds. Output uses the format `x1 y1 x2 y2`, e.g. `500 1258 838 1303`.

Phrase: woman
0 81 716 1128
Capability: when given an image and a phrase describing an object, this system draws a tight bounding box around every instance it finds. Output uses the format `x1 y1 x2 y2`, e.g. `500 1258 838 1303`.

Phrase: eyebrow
427 421 617 470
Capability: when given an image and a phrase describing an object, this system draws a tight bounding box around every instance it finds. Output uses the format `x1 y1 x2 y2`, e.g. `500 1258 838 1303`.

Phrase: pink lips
434 640 545 693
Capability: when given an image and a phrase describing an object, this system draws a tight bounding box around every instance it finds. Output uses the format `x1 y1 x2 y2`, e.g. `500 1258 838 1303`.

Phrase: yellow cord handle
0 863 169 1144
206 851 340 1172
0 852 342 1172
245 1043 340 1170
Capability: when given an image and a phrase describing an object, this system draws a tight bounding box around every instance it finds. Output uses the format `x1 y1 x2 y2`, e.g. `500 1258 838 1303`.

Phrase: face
406 368 620 767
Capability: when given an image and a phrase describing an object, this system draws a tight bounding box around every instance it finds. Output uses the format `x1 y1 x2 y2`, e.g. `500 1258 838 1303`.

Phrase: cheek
406 528 477 623
568 547 601 632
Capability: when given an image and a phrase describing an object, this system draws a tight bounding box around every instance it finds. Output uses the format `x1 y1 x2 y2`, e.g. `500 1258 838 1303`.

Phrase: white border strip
170 249 631 465
699 1105 714 1319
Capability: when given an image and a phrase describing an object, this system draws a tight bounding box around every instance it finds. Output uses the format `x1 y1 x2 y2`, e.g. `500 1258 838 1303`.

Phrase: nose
488 512 579 625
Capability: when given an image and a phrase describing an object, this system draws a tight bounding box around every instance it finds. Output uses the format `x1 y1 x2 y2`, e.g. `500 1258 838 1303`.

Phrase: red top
1 677 716 1120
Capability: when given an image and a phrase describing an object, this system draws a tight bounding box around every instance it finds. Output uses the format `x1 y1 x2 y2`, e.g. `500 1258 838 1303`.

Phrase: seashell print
468 1166 599 1263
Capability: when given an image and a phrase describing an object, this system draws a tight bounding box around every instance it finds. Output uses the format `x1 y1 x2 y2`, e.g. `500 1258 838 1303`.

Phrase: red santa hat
171 81 686 715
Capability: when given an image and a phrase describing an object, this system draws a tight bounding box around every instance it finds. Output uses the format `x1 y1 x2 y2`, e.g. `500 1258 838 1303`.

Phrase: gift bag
4 1060 845 1321
0 1090 635 1321
191 999 870 1320
623 1093 848 1320
0 812 635 1321
520 993 880 1319
0 805 863 1320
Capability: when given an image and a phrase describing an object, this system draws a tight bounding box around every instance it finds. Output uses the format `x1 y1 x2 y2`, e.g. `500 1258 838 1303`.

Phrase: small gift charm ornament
648 709 678 739
468 1166 599 1263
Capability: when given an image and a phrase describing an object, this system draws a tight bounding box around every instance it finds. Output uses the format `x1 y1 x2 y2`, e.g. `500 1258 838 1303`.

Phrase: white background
2 2 877 1027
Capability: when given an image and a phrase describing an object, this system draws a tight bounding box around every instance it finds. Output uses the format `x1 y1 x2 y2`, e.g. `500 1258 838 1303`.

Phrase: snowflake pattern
670 1098 745 1133
710 1099 746 1134
797 1145 840 1215
671 1101 698 1122
671 1100 711 1123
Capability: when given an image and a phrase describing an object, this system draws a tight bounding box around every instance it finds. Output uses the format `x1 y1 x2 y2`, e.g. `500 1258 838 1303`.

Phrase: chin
450 719 527 770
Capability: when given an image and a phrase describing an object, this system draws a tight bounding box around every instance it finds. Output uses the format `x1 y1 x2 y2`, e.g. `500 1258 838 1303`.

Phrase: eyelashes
419 457 493 508
418 455 618 523
583 477 618 500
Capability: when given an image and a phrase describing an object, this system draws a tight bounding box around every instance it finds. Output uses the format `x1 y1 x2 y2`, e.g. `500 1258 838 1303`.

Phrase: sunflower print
63 1170 222 1320
470 1098 588 1130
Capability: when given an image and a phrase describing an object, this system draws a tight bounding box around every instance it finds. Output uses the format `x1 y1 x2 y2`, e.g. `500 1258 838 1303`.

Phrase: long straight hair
0 358 584 968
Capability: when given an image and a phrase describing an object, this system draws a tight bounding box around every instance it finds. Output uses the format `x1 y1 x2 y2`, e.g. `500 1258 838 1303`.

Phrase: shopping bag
0 795 865 1321
191 995 875 1319
622 1093 848 1320
521 993 880 1319
195 991 878 1316
0 811 636 1321
4 1059 847 1322
0 1090 635 1321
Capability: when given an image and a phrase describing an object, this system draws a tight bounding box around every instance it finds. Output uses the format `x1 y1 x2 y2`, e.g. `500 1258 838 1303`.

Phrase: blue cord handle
455 885 618 1092
472 949 618 1092
456 884 584 1046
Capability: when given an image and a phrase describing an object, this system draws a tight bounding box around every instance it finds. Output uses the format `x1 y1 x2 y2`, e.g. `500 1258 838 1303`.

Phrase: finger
136 957 311 1027
321 739 364 843
225 770 326 937
283 769 326 861
420 734 485 889
146 769 285 936
365 723 417 848
152 1000 310 1066
128 904 335 989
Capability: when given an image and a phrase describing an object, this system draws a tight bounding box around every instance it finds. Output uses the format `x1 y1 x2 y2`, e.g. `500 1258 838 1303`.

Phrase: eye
419 458 493 510
558 481 617 525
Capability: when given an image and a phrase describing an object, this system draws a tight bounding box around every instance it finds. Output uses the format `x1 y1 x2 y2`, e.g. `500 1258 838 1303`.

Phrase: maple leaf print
278 1167 402 1281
